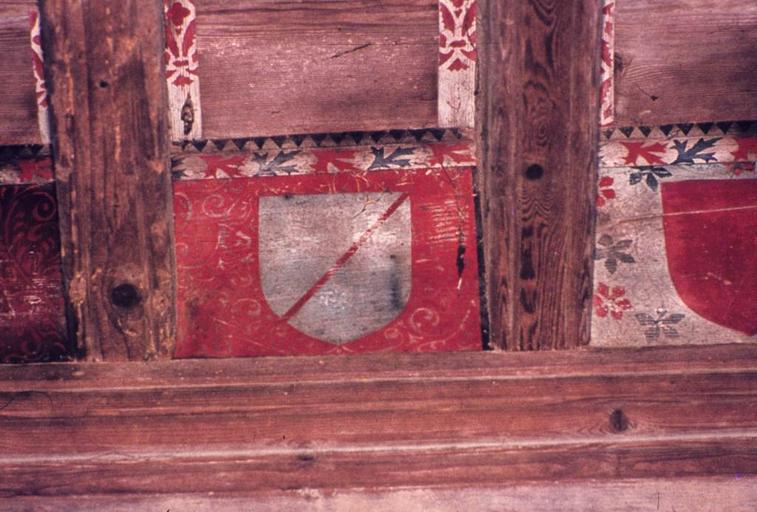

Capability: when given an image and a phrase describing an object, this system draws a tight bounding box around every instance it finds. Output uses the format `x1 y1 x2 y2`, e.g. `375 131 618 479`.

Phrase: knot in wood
111 283 142 310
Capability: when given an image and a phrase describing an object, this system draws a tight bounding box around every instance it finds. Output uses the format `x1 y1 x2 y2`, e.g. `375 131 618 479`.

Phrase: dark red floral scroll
0 184 70 363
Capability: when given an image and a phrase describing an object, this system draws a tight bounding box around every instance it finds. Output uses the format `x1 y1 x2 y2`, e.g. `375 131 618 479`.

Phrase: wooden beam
39 0 175 361
477 0 601 350
8 478 757 511
1 345 756 495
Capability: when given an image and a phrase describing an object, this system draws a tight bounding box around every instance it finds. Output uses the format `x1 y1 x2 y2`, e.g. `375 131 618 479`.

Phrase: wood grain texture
7 478 757 511
477 0 601 350
40 0 176 361
197 0 439 138
613 0 757 126
0 1 41 145
1 345 756 495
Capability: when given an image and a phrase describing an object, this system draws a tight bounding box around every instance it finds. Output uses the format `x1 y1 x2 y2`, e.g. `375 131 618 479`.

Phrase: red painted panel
0 184 70 363
173 168 482 357
662 179 757 336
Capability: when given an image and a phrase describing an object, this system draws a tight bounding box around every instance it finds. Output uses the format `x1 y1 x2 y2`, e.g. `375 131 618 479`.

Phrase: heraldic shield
172 169 482 357
259 191 412 344
661 179 757 336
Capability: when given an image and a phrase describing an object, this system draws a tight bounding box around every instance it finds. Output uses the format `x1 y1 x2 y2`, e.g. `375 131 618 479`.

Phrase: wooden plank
39 0 176 361
477 0 601 349
613 0 757 126
197 0 438 138
7 478 757 511
0 1 41 145
0 348 756 494
3 343 757 391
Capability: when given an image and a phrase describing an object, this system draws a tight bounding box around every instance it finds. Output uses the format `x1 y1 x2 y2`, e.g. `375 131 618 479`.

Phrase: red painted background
173 168 483 357
662 179 757 336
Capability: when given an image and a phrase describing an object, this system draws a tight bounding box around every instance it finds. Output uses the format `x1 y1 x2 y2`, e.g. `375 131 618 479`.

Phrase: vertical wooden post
477 1 602 350
40 0 176 360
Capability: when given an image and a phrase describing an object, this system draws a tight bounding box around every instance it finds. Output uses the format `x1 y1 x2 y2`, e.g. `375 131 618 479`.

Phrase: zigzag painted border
602 121 757 141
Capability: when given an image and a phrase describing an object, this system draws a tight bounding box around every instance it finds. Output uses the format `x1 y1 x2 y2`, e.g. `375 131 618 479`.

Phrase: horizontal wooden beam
1 345 756 495
6 478 757 511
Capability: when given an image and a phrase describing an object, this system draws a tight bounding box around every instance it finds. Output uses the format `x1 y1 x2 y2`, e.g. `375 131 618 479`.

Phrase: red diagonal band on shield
662 179 757 336
282 192 410 322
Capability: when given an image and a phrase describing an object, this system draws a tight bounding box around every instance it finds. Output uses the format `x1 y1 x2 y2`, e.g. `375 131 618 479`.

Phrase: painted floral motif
601 123 757 169
628 166 672 191
635 310 685 342
29 8 50 144
163 0 202 140
621 141 667 166
596 176 616 207
439 0 477 72
594 234 635 274
0 184 70 363
731 136 757 161
164 0 197 87
170 130 475 180
599 0 615 126
593 283 632 320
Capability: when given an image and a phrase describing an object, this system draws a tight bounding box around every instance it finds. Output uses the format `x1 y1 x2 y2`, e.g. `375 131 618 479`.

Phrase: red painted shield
661 179 757 335
172 168 482 357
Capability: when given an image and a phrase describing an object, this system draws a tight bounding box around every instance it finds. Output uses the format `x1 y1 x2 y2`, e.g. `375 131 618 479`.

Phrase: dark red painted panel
0 184 70 363
173 168 482 357
662 179 757 336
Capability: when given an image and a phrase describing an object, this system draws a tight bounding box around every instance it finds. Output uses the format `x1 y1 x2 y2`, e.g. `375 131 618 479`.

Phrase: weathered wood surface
477 0 601 350
1 346 757 495
7 478 757 511
40 0 176 361
0 1 41 145
613 0 757 126
197 0 438 138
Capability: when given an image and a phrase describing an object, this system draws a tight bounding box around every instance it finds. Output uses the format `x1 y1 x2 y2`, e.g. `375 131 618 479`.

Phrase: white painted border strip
164 0 203 141
29 8 50 145
438 0 477 128
600 0 616 127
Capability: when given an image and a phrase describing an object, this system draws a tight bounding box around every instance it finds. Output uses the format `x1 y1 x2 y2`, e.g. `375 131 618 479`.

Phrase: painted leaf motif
182 19 196 58
731 136 757 161
368 147 414 170
201 155 247 178
440 4 456 33
253 151 300 176
165 23 180 58
621 141 667 166
310 149 359 174
672 138 720 164
462 2 477 35
427 143 474 166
